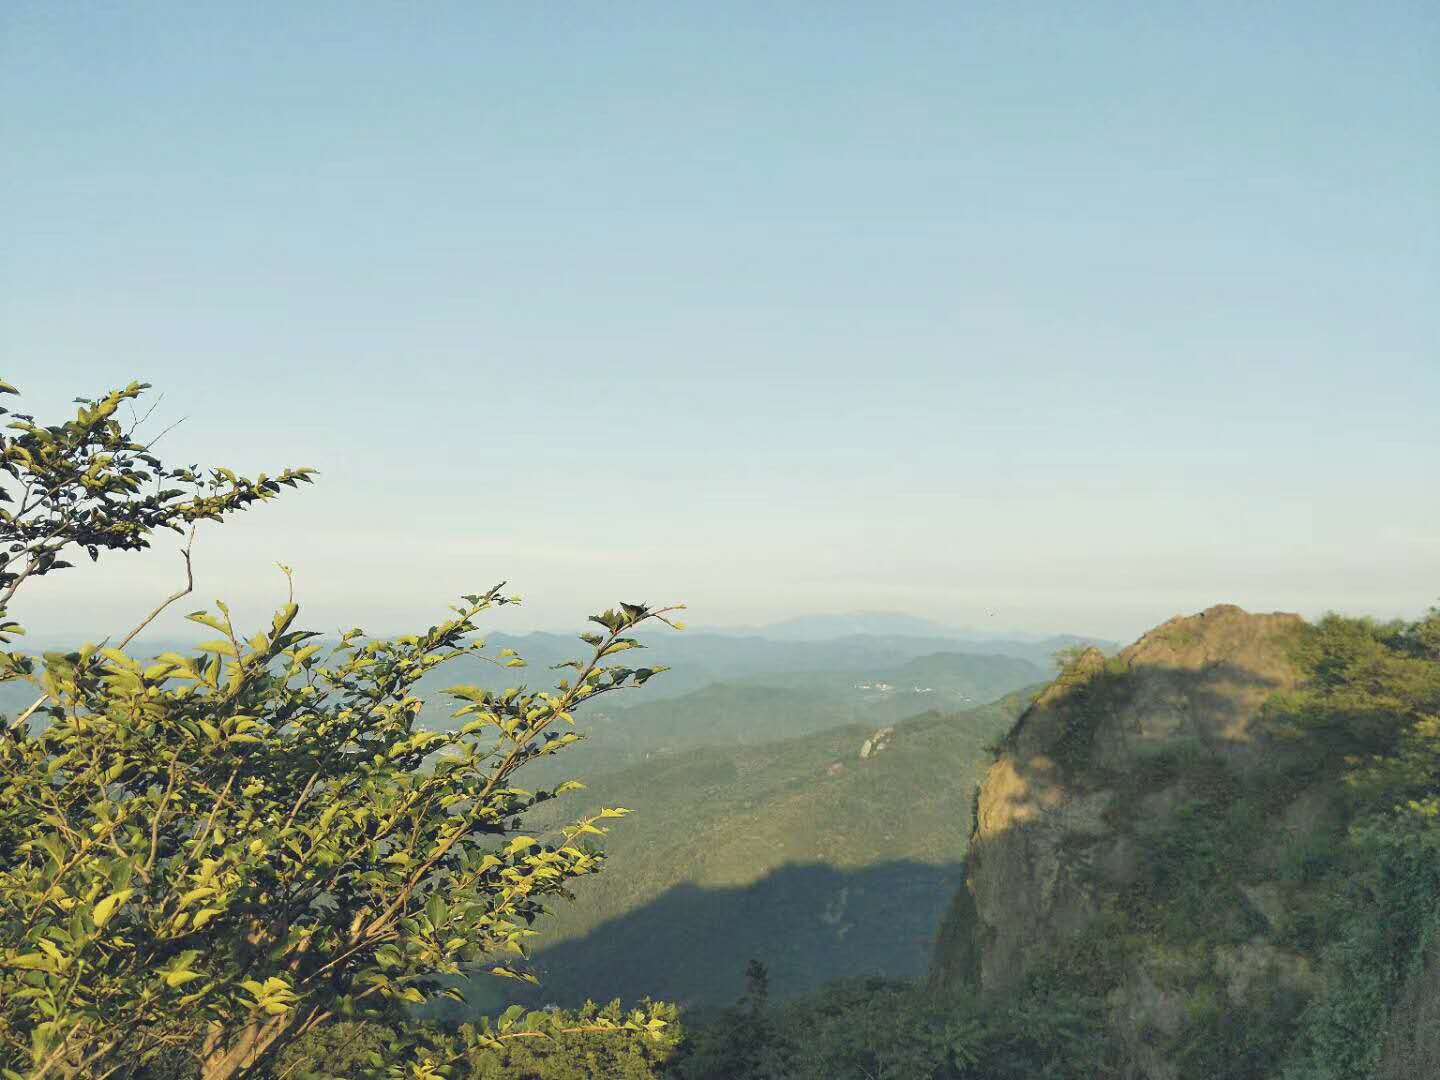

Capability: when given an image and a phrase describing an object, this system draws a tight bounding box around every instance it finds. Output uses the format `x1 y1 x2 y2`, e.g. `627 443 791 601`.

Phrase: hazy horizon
0 594 1404 657
3 2 1436 645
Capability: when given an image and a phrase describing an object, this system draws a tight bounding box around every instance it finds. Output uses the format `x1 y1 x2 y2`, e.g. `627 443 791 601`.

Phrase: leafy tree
454 1000 682 1080
675 970 1113 1080
0 380 680 1079
1266 610 1440 1079
271 1000 684 1080
1266 609 1440 801
1050 644 1090 672
669 960 789 1080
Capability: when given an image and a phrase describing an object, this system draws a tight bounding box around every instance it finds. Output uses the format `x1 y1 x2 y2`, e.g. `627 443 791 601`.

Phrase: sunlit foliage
0 380 678 1079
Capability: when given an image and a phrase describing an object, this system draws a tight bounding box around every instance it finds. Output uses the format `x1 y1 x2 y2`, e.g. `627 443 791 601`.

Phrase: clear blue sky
2 2 1436 642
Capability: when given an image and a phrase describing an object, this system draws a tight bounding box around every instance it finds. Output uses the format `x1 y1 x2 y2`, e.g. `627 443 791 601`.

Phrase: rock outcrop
932 604 1325 1079
859 726 895 760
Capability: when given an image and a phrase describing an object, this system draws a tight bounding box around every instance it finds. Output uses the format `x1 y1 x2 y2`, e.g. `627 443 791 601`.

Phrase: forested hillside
499 652 1046 782
487 690 1033 1010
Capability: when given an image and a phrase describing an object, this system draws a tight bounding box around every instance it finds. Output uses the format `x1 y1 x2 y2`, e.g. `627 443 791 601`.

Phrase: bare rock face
859 726 896 760
933 605 1319 1079
1009 605 1306 775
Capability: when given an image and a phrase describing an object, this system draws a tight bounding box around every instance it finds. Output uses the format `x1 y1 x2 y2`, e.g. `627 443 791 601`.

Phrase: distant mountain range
715 610 1103 647
409 626 1109 705
473 649 1050 782
2 619 1110 737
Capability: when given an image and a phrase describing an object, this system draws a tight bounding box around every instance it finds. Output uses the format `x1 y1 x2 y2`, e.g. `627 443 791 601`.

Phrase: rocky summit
932 605 1333 1078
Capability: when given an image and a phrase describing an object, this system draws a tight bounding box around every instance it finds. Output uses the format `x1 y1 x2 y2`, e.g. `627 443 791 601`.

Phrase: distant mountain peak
745 611 955 641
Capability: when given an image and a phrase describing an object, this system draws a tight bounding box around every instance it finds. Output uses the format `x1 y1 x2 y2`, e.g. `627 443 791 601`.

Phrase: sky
2 1 1437 644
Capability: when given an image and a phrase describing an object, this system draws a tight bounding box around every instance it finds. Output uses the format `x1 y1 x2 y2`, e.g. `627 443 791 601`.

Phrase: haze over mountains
1 613 1108 724
712 611 1087 645
407 612 1109 704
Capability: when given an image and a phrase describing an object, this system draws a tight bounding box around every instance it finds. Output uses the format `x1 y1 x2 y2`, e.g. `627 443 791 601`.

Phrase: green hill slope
467 689 1033 1011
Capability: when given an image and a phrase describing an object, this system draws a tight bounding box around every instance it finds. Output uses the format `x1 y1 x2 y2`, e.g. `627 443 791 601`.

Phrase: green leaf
505 836 539 856
92 888 133 928
186 612 231 634
425 893 447 929
5 954 52 972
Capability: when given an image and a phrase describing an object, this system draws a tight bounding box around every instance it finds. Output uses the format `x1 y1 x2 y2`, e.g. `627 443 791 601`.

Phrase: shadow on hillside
485 860 964 1012
976 660 1294 882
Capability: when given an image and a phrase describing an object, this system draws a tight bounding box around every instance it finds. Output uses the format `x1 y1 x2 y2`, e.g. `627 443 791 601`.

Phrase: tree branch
7 528 197 732
117 525 196 650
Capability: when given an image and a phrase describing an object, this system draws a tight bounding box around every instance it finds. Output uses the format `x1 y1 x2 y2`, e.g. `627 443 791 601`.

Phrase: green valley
495 689 1034 1010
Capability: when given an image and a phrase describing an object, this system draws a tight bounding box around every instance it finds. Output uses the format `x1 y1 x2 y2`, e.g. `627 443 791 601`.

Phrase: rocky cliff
931 605 1337 1078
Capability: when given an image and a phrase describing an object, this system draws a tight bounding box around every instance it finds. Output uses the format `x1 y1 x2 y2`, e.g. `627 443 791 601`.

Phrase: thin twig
118 524 197 649
139 414 187 454
124 391 164 439
9 528 197 730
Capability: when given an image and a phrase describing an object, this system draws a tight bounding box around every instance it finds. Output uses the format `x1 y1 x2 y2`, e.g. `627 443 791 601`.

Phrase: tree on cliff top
0 379 679 1079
